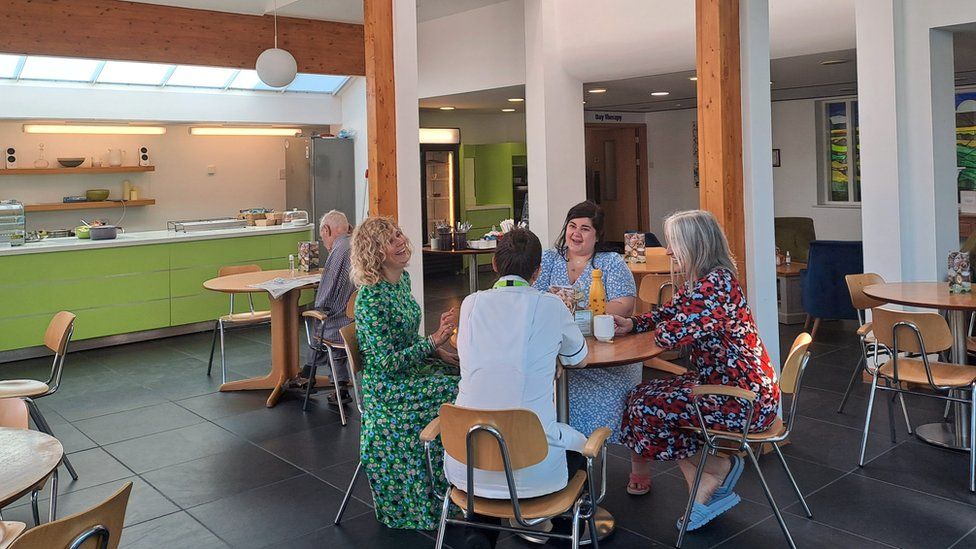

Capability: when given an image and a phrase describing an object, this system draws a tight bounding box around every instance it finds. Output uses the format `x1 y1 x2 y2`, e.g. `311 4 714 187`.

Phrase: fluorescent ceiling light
819 59 849 66
501 108 515 112
507 98 524 102
23 124 166 135
189 127 300 136
20 56 100 82
419 128 460 144
439 106 456 111
588 88 607 94
97 61 172 85
651 91 670 96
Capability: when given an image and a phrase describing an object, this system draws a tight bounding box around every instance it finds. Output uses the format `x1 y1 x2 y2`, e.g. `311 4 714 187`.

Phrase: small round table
863 282 976 450
204 269 320 408
422 247 497 294
0 428 64 523
551 332 663 544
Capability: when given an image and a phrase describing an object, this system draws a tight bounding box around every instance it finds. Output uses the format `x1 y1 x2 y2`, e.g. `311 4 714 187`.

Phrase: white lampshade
256 48 297 88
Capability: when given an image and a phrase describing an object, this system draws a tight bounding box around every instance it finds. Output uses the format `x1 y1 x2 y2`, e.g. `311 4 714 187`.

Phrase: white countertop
0 224 314 256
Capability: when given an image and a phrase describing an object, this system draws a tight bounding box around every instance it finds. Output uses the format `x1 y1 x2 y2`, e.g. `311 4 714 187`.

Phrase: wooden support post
363 0 399 220
696 0 747 288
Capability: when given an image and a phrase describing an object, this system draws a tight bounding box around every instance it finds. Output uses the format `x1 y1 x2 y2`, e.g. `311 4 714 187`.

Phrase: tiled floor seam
708 512 903 549
947 523 976 548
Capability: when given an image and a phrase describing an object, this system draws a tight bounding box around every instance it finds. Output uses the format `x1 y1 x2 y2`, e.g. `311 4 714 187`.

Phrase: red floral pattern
620 268 780 461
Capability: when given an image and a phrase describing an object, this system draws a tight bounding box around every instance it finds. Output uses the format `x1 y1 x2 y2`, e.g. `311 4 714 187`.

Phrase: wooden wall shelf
0 166 155 176
25 199 156 212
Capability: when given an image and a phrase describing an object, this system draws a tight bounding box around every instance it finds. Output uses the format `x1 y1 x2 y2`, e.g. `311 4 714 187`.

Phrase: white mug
593 314 615 342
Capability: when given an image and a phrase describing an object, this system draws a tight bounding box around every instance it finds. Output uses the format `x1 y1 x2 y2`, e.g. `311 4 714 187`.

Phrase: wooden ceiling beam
0 0 365 76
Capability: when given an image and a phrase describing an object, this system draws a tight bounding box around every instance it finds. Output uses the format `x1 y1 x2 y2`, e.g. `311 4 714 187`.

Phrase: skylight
97 61 171 86
20 56 101 82
0 54 349 95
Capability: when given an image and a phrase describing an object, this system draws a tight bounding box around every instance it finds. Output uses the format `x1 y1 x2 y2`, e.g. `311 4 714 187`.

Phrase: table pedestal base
916 422 970 451
516 507 615 545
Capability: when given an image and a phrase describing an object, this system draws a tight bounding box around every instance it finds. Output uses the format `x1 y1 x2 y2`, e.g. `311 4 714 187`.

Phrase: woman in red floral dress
614 210 780 530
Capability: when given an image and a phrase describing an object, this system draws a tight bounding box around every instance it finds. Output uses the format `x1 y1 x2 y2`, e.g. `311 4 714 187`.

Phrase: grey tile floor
1 272 975 548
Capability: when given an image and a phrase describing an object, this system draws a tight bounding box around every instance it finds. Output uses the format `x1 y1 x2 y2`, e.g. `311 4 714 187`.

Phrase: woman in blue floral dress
350 217 460 530
531 201 643 485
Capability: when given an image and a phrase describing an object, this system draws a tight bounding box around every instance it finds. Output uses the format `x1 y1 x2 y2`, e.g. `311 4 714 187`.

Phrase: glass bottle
589 268 607 316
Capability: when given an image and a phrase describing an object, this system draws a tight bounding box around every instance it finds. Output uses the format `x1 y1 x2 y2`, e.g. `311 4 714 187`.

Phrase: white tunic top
447 275 589 499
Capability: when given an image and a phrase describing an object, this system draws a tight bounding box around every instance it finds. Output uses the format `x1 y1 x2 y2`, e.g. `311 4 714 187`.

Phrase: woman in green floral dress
350 217 460 530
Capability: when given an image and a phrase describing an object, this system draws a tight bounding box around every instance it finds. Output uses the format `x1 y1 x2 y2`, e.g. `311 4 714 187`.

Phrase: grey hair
663 209 737 283
319 209 348 232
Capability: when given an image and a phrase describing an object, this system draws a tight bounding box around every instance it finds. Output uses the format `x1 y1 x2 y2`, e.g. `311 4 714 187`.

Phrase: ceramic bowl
58 158 85 168
85 189 110 201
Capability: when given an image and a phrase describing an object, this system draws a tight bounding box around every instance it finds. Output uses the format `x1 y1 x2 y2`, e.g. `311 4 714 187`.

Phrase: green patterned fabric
355 271 459 530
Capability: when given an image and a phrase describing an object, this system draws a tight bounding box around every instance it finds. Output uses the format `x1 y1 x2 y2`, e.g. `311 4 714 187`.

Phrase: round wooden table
422 246 497 294
0 428 63 523
204 269 320 407
863 282 976 450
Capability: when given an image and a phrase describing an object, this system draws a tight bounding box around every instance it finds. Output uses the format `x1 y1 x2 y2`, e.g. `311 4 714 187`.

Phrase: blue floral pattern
533 250 639 443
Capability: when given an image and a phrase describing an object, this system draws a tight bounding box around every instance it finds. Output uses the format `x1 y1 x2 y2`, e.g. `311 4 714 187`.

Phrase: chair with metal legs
0 311 79 481
6 482 131 549
300 290 357 418
858 307 976 491
207 264 271 384
677 333 815 549
422 404 611 549
637 272 686 376
334 322 370 524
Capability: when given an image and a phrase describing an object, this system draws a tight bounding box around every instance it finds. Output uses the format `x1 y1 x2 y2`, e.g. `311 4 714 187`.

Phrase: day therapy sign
585 111 645 124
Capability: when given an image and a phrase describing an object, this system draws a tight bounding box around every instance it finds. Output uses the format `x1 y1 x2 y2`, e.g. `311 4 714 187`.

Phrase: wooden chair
300 290 358 419
422 404 611 549
636 271 686 376
7 482 131 549
860 308 976 492
677 333 814 549
0 312 78 481
207 264 272 384
839 273 911 431
333 322 371 525
0 521 26 549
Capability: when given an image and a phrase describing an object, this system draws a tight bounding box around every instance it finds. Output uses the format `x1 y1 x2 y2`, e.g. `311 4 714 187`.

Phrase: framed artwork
772 148 781 167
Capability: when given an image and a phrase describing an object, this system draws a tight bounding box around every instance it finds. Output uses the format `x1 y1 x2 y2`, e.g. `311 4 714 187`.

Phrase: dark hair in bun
494 228 542 281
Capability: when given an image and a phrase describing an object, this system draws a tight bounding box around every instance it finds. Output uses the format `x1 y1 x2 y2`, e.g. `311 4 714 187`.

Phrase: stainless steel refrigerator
285 136 356 242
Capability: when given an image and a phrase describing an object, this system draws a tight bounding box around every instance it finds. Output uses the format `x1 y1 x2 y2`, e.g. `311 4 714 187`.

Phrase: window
96 61 171 86
958 92 976 192
818 99 860 205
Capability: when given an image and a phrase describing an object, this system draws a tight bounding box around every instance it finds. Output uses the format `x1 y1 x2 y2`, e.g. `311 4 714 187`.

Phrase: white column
856 0 975 282
739 0 780 366
393 0 425 304
524 0 586 247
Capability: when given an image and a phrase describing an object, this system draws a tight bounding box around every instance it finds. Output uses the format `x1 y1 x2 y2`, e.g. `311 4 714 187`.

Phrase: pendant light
256 0 297 88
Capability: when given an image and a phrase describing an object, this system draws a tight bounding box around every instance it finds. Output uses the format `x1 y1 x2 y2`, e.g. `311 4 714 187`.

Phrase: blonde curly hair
350 216 412 286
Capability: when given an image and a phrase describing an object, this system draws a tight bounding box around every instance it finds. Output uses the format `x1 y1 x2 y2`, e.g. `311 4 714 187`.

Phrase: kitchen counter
0 224 313 256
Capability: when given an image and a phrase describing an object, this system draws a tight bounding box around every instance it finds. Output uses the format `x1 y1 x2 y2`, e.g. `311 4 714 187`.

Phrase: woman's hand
435 346 460 366
613 315 634 335
430 307 457 347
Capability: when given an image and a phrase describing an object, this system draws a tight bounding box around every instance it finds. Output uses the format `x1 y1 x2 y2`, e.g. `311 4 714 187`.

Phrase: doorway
585 124 649 247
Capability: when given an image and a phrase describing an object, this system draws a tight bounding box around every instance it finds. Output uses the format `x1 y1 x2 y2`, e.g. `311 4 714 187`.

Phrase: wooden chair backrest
643 249 672 272
339 323 361 377
9 482 132 549
780 333 812 394
638 274 675 306
845 273 886 311
345 289 358 319
871 307 952 354
0 398 29 430
44 311 75 355
439 404 548 472
217 264 261 277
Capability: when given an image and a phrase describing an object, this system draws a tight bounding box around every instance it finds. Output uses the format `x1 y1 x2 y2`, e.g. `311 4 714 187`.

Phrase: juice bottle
589 269 607 315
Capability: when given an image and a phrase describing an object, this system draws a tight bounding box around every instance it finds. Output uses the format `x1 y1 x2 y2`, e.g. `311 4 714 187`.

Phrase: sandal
627 473 652 495
710 454 744 502
676 492 741 531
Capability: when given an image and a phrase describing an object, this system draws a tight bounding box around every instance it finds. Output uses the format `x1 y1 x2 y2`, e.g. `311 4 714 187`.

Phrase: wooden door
585 126 646 245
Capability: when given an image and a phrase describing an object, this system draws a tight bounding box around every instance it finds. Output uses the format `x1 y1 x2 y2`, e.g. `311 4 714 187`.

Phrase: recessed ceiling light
676 103 682 107
820 59 850 66
501 108 515 112
651 91 670 96
839 87 856 92
688 76 698 81
439 106 456 111
507 97 524 102
588 88 607 94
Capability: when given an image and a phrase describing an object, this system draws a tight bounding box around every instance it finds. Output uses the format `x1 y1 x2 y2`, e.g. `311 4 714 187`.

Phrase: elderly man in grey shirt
300 209 356 402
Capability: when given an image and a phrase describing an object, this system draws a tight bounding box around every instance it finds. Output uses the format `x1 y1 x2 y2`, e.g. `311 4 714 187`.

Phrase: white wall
339 77 369 224
0 82 342 125
0 122 286 232
419 111 526 144
643 100 864 241
417 0 526 99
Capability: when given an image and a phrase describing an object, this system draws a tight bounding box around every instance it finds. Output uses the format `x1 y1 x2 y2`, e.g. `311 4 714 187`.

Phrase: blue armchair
800 240 863 339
